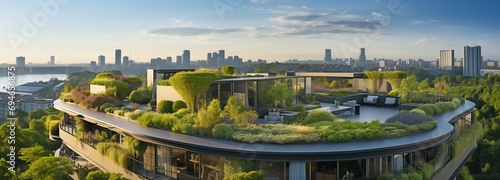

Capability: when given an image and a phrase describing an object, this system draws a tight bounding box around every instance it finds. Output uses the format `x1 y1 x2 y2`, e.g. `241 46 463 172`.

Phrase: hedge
212 124 235 139
127 76 142 84
49 120 60 136
451 123 483 158
128 90 150 104
172 100 187 112
224 170 265 180
221 66 235 76
158 80 171 86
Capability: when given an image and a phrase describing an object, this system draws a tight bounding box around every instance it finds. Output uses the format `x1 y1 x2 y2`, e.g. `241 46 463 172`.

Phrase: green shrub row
158 80 171 86
223 170 265 180
451 123 483 158
232 124 319 144
377 161 434 180
415 97 465 116
158 100 174 113
90 79 129 99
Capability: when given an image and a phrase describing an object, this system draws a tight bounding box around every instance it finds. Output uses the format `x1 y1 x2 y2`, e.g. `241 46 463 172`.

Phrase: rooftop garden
60 70 469 145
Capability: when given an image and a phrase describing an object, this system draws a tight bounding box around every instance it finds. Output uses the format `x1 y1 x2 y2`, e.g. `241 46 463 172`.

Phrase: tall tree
21 157 76 180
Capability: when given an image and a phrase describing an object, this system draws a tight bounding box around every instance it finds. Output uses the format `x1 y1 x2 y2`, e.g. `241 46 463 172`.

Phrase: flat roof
54 100 474 161
213 76 306 83
294 72 365 78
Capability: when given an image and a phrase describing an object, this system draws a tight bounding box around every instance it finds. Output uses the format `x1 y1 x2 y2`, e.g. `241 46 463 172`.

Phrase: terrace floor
320 102 399 123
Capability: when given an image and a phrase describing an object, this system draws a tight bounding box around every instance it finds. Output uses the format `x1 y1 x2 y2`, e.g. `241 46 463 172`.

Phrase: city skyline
2 0 500 64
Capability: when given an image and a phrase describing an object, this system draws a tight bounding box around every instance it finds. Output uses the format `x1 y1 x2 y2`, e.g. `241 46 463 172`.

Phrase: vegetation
172 100 187 112
20 156 76 180
86 170 128 180
451 123 483 158
232 124 319 144
223 96 258 126
128 90 150 104
212 124 235 139
303 109 337 125
158 100 174 113
96 142 129 168
221 66 235 76
377 161 434 180
224 170 265 180
168 71 219 112
267 82 293 107
90 78 129 99
196 99 223 129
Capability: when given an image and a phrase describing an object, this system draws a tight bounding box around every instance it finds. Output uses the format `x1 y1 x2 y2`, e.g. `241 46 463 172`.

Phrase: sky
1 0 500 64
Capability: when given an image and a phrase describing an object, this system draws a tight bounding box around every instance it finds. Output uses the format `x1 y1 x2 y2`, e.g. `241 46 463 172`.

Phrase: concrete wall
59 130 142 180
156 85 183 105
90 84 106 95
353 78 391 93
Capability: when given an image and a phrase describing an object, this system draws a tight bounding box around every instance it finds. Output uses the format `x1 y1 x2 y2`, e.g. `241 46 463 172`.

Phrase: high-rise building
49 56 55 65
439 50 455 70
166 57 172 66
115 49 122 67
90 61 97 70
176 56 182 66
123 56 129 68
16 56 26 67
218 50 225 66
212 52 219 67
207 53 215 67
324 49 332 63
182 50 190 66
359 48 366 64
463 46 481 77
98 55 105 67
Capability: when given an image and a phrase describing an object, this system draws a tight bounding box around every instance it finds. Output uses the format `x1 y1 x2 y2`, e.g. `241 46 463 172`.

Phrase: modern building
182 50 190 66
218 50 225 66
115 49 122 67
439 50 455 70
207 53 214 67
166 57 173 67
123 56 129 68
50 56 55 65
176 56 182 66
90 61 97 71
324 49 332 63
53 70 478 180
98 55 105 67
463 46 481 77
16 56 26 67
359 48 366 64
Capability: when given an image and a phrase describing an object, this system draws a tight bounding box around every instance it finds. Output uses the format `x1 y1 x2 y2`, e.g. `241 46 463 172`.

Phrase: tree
19 145 51 164
196 99 222 129
28 109 47 120
418 78 430 93
267 82 293 107
330 80 340 88
86 170 128 180
168 72 219 112
399 75 419 103
21 156 76 180
0 158 15 179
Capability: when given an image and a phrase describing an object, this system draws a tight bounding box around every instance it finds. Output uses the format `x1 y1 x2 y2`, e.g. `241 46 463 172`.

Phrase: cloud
143 27 241 36
168 18 193 27
250 0 271 3
412 20 439 25
415 37 436 45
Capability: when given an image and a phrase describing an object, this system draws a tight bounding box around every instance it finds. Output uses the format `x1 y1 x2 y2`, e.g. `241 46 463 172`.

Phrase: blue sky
1 0 500 64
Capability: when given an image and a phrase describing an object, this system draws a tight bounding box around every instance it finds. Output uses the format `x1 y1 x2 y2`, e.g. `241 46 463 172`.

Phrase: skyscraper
49 56 55 65
218 50 225 66
359 48 366 64
182 50 190 66
324 49 332 63
98 55 105 67
439 50 455 70
123 56 129 68
16 56 26 67
176 56 182 66
463 46 481 77
115 49 121 67
207 53 215 67
166 56 172 66
212 52 219 67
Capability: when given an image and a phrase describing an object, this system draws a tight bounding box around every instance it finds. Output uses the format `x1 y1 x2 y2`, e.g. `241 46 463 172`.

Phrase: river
0 74 68 93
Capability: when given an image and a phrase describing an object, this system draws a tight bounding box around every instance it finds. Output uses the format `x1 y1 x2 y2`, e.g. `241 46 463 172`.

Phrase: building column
289 162 306 180
394 154 403 173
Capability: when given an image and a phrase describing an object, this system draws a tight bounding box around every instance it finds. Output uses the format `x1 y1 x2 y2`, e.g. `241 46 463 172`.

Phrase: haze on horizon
2 0 500 64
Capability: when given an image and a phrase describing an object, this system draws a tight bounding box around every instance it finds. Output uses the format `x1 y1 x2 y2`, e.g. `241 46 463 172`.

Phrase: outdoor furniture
307 106 354 116
363 95 378 105
343 100 360 115
385 97 397 106
264 112 284 124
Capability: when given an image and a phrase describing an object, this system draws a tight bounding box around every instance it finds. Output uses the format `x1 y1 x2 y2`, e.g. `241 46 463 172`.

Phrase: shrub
172 100 187 112
212 124 235 139
386 114 433 125
113 110 125 117
416 161 434 180
99 103 115 112
158 100 174 114
125 110 143 120
49 120 60 136
330 80 340 88
95 72 114 79
224 96 258 126
96 142 129 168
408 109 427 116
303 110 336 124
127 76 142 84
90 79 129 99
168 72 220 112
221 66 235 76
345 83 353 88
195 99 222 129
128 90 150 104
157 80 170 86
224 170 265 180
